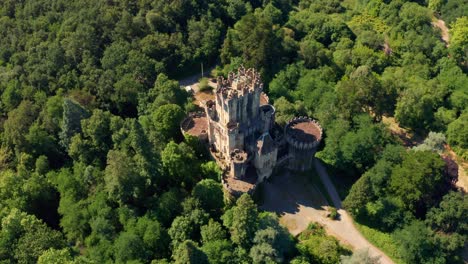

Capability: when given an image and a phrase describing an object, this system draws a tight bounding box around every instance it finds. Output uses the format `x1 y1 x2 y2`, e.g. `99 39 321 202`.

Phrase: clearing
432 18 450 47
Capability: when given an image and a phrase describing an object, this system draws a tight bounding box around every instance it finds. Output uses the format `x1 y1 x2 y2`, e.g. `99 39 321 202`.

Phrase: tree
273 97 306 126
297 234 345 264
390 151 445 215
299 37 329 69
1 80 21 112
249 227 285 263
38 248 73 264
69 109 113 165
268 63 302 101
144 104 185 144
161 141 198 188
200 161 222 181
223 194 258 248
0 209 65 263
394 79 441 131
169 216 195 247
59 99 89 150
3 100 39 152
448 17 468 65
340 249 380 264
393 220 440 264
111 73 144 115
336 66 386 120
201 239 234 264
343 175 374 216
200 219 227 244
104 150 146 204
138 73 187 115
172 240 208 264
192 179 224 217
113 231 146 263
426 191 467 234
412 132 446 153
221 12 285 81
447 113 468 158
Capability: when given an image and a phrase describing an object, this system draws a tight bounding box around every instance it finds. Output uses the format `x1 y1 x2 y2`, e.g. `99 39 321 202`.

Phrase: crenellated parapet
216 66 263 95
205 100 217 120
284 116 322 149
285 117 323 171
180 111 208 141
180 66 325 195
229 149 248 179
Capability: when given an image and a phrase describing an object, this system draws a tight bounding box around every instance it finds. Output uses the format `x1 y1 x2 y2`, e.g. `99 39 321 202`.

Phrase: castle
181 67 323 195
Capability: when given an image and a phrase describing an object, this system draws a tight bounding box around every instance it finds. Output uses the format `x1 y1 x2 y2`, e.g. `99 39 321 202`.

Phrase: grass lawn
354 222 406 264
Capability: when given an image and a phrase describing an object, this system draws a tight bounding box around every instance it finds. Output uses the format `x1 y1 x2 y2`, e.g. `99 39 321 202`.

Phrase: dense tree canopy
0 0 466 263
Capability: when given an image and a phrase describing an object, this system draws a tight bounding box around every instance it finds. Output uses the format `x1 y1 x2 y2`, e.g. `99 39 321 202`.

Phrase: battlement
216 66 263 96
285 117 323 150
180 112 208 140
181 66 324 195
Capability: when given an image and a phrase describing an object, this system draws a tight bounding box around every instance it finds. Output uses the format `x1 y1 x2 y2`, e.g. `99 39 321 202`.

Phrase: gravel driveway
260 160 394 264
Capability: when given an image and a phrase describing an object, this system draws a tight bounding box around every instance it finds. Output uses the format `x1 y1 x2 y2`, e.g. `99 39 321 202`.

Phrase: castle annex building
181 67 323 195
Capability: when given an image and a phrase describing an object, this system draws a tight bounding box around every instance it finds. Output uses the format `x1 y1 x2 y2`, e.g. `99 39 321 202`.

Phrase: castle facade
181 67 323 195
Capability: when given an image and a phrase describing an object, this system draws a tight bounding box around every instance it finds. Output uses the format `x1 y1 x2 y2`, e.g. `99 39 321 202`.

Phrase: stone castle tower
181 67 323 195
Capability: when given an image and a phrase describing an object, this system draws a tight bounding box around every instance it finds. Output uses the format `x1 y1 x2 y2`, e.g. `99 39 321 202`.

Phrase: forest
0 0 466 263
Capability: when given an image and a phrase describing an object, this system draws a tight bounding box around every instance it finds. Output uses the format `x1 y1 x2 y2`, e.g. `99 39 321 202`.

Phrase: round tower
284 117 323 171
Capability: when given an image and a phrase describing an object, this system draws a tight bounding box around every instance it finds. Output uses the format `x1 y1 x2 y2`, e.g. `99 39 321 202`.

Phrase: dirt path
432 19 450 46
261 165 394 264
314 160 394 264
178 66 216 92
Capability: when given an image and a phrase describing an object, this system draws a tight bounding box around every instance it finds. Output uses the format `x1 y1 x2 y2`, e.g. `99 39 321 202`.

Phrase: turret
229 149 248 179
284 117 323 171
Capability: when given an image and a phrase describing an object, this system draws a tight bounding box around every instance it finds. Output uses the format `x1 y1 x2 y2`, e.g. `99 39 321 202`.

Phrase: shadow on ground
259 169 331 235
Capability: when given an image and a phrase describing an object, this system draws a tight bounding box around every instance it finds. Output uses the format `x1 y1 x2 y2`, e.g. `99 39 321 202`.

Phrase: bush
328 207 339 220
199 77 212 92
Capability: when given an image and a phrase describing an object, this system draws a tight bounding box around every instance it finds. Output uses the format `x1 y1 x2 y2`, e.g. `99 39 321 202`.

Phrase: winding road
261 159 394 264
314 159 394 264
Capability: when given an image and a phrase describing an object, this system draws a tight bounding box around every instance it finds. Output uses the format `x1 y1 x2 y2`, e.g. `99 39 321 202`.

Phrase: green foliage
200 219 227 244
449 17 468 65
340 248 380 264
161 141 199 188
412 132 446 153
221 11 287 82
198 77 211 92
0 209 66 263
192 179 224 217
297 227 349 264
223 194 259 249
173 240 209 264
59 99 90 150
354 222 405 264
318 115 391 173
200 161 222 181
447 112 468 158
201 239 234 264
426 191 468 234
327 207 338 220
0 0 466 262
390 151 445 214
393 220 440 264
38 248 73 264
